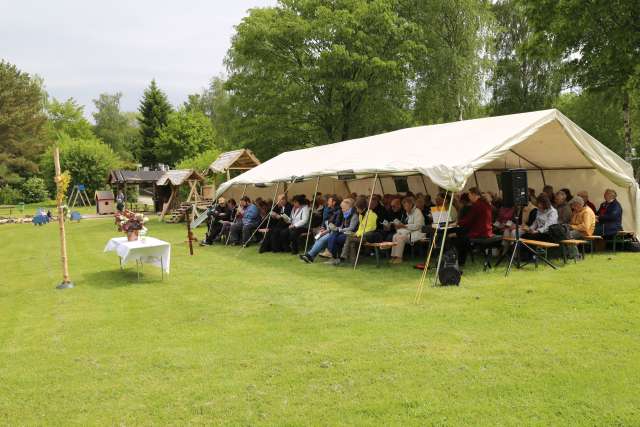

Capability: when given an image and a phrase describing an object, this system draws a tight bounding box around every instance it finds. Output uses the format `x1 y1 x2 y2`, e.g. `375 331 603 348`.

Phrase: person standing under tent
595 189 623 238
453 187 493 267
389 196 426 264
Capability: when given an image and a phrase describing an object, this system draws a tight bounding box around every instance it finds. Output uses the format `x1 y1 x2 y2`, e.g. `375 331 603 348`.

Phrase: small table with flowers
104 236 171 280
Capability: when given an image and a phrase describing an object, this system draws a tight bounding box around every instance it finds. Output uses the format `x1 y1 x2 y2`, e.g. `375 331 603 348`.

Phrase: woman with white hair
390 196 426 264
595 189 623 237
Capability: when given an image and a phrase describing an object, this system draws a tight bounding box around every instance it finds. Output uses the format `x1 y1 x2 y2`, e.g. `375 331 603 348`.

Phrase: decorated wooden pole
54 147 74 289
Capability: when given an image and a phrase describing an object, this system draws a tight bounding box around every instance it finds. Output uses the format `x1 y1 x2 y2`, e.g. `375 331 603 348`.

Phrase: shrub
20 177 49 203
0 185 24 204
40 135 123 197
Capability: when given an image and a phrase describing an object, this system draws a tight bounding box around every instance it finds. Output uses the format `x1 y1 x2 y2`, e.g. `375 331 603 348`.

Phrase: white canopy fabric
216 109 640 232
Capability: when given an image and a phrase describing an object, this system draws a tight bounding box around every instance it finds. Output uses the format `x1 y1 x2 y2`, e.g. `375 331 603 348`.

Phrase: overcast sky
0 0 277 118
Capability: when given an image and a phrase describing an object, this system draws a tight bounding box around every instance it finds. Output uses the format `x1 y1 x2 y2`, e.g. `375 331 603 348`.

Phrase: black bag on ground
438 247 462 286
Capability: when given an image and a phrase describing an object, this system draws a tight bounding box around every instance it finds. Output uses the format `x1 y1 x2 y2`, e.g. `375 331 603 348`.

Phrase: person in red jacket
454 187 494 266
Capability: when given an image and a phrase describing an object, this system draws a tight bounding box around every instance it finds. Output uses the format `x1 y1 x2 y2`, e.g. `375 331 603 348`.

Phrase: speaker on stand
495 169 556 275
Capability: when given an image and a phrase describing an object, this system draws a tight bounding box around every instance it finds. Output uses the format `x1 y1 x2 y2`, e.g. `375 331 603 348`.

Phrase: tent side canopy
215 109 639 232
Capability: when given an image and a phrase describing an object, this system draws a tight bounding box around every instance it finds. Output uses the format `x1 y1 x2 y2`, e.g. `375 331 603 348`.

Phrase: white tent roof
217 109 640 232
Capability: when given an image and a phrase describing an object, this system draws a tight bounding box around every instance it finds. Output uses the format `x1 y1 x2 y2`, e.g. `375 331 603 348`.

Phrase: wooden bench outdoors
363 242 397 268
582 235 603 254
613 231 635 253
502 236 559 269
559 239 588 264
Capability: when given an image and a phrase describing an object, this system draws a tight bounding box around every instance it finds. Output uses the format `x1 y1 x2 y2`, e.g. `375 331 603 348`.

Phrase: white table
104 237 171 280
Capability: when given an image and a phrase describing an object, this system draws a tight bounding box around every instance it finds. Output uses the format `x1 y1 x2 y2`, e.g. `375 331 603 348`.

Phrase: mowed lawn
1 218 639 425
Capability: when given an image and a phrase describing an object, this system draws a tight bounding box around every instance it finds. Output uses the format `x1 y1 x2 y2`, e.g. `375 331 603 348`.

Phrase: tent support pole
260 182 280 240
353 173 378 270
378 176 386 195
414 218 440 304
540 170 547 187
420 175 429 194
225 184 247 246
304 176 321 254
473 171 480 189
432 191 455 287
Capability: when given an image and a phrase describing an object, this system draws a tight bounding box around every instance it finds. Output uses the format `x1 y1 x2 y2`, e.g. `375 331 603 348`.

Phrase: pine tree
137 79 172 166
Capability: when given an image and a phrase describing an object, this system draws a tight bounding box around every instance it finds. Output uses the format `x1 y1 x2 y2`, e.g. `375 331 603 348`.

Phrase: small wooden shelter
156 169 206 222
95 191 115 214
207 149 261 181
108 169 165 211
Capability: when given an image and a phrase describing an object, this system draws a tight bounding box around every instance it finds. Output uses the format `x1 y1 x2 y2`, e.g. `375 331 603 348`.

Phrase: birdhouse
95 190 115 214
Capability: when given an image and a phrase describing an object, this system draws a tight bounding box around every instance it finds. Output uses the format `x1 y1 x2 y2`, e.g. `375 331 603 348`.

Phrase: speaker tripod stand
495 206 557 276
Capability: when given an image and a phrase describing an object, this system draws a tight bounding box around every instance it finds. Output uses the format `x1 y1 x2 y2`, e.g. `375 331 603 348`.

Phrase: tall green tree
137 80 172 166
488 0 564 115
184 76 234 149
225 0 417 159
527 0 640 161
155 108 217 167
46 97 94 140
405 0 493 123
0 60 49 184
93 93 140 160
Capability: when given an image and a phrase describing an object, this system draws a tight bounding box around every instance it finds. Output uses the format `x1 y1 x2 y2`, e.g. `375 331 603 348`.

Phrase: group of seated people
200 184 625 267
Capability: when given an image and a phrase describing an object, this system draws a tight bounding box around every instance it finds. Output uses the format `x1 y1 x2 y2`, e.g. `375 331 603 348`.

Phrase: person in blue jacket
229 196 261 246
595 189 623 238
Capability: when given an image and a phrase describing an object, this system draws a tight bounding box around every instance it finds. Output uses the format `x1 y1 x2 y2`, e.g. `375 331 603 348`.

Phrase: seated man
454 187 493 266
334 197 378 265
200 197 230 246
299 197 346 263
259 194 291 253
577 190 597 213
568 196 596 239
595 189 623 238
381 197 405 241
228 196 261 246
555 190 572 224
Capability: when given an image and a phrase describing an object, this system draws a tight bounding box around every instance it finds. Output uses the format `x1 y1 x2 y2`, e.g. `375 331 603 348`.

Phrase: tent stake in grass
53 147 74 290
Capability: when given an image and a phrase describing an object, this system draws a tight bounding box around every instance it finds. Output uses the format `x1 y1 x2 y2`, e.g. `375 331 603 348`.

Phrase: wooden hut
108 169 165 212
205 149 261 196
156 170 206 222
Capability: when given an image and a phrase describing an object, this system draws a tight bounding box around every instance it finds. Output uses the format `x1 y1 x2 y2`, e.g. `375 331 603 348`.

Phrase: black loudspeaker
501 169 528 208
439 248 461 286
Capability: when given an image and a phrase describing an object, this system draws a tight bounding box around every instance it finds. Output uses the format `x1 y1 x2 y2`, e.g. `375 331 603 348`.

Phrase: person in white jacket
274 194 310 254
390 196 426 264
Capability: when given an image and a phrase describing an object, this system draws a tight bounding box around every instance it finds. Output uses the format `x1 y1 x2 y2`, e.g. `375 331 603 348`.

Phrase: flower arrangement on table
115 210 149 241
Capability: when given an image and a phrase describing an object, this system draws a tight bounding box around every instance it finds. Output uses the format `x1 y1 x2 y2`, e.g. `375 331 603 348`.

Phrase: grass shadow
81 268 165 289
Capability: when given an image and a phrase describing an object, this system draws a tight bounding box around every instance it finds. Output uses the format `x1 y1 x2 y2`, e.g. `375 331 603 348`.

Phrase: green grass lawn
1 218 639 425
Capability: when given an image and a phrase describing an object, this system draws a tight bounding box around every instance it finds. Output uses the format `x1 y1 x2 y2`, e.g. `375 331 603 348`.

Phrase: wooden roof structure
207 149 260 177
109 169 165 185
156 170 205 186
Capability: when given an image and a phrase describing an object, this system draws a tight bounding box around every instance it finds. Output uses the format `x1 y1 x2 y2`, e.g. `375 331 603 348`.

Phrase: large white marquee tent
216 109 639 232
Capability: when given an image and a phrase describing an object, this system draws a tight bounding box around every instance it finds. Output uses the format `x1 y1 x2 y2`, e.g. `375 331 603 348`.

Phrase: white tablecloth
104 237 171 273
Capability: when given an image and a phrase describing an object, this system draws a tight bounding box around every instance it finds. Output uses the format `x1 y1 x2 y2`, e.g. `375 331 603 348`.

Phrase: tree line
1 0 639 204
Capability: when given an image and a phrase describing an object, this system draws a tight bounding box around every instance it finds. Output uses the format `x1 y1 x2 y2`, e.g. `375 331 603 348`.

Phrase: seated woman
389 196 426 264
274 194 310 254
521 194 557 241
332 197 378 265
299 197 346 263
595 189 623 238
325 199 359 265
568 196 595 239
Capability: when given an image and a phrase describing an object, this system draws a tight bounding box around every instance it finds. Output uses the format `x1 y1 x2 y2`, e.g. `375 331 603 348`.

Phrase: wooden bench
613 231 635 253
559 239 588 264
502 236 559 269
363 242 397 267
582 235 603 254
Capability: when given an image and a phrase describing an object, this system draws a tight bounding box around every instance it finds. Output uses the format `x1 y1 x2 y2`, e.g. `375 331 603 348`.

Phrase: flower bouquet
115 210 149 241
